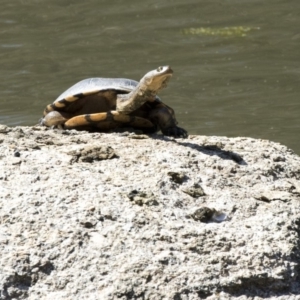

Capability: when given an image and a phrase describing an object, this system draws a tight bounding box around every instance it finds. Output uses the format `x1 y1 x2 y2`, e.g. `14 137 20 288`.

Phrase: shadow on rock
153 135 247 165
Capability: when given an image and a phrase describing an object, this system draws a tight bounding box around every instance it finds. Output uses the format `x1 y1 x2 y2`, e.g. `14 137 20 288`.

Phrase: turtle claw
163 126 188 138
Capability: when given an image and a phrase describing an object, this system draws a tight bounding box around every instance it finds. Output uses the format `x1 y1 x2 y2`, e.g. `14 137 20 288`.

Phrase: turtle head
141 66 173 93
117 66 173 113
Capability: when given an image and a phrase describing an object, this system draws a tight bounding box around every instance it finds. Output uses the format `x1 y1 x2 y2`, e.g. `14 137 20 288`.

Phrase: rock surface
0 124 300 299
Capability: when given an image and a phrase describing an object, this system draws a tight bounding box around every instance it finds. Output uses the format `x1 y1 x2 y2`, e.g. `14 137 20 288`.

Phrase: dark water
1 0 300 154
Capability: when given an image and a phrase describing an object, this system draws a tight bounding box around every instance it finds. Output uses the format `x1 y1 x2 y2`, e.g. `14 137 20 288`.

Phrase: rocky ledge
0 124 300 300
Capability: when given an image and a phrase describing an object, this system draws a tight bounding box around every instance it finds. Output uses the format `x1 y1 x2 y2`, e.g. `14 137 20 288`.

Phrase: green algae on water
182 26 260 37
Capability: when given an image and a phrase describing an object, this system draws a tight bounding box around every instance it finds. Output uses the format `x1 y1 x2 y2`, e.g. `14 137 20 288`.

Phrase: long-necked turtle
40 66 187 138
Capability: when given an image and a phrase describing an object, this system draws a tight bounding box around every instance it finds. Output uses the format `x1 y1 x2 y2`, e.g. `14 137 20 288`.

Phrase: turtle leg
64 111 156 132
148 102 188 138
41 111 74 127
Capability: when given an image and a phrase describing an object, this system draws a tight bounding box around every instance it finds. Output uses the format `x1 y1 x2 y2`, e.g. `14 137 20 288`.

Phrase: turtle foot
162 126 188 138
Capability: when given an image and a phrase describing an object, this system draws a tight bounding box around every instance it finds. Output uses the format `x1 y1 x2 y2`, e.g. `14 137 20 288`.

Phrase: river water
1 0 300 154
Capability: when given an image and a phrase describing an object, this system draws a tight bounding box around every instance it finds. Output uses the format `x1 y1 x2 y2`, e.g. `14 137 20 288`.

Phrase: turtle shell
57 78 138 102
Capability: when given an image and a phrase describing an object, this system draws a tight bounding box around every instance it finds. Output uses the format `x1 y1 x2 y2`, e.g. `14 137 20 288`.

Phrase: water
1 0 300 154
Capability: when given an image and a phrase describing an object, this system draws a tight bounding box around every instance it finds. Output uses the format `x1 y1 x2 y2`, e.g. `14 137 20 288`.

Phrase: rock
182 184 206 198
67 145 116 163
189 207 216 222
167 171 187 184
0 125 300 299
0 125 10 133
127 190 159 206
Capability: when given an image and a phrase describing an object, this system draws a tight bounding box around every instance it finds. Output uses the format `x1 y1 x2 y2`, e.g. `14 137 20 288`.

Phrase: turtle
40 66 187 138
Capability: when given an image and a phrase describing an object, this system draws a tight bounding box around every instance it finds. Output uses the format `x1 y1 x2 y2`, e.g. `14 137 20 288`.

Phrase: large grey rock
0 125 299 299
